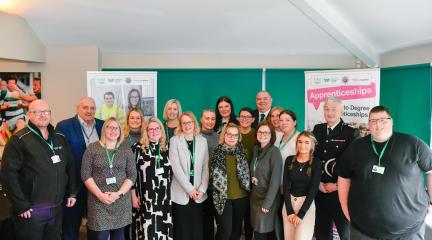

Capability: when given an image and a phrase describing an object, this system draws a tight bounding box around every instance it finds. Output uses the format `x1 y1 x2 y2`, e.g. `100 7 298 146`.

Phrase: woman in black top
214 96 238 133
282 131 321 240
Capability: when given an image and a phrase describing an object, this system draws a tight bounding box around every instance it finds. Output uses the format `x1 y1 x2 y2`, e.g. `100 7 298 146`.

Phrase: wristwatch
118 192 124 198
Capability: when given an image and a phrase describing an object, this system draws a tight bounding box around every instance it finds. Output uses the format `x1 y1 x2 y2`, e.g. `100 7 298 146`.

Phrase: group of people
0 89 431 240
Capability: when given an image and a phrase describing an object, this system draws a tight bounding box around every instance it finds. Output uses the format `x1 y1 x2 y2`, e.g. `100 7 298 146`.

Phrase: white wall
0 12 45 62
381 43 432 67
102 53 357 69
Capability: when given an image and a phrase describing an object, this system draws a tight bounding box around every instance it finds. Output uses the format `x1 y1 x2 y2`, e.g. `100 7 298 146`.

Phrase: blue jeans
87 227 125 240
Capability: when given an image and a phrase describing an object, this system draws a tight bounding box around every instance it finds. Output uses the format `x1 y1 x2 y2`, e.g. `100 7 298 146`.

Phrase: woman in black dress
131 117 173 240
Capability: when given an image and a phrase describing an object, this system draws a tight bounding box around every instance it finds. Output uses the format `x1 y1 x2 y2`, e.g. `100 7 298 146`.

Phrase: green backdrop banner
102 68 262 120
103 64 432 143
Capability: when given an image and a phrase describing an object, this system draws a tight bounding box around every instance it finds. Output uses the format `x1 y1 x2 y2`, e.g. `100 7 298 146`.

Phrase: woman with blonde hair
162 99 182 142
81 117 137 240
169 111 209 240
131 117 173 240
123 108 144 147
269 106 283 139
282 131 321 240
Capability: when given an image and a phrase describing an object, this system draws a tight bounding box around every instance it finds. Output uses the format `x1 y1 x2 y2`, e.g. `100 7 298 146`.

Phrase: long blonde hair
140 117 168 151
123 108 144 137
288 131 317 176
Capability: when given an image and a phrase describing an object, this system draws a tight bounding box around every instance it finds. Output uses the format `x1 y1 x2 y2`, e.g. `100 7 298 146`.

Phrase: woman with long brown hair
282 131 321 240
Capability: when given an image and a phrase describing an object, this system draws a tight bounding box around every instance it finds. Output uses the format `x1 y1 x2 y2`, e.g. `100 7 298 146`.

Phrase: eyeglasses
238 115 253 120
106 126 120 131
257 131 271 136
147 127 161 133
226 133 239 139
29 110 51 116
369 118 391 126
181 121 194 126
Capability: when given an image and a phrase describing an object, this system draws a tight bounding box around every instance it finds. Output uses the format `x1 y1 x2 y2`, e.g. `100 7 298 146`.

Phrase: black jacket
312 119 358 183
1 122 77 214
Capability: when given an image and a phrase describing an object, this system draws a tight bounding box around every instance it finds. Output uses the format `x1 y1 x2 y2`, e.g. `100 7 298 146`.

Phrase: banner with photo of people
87 71 157 125
305 68 380 136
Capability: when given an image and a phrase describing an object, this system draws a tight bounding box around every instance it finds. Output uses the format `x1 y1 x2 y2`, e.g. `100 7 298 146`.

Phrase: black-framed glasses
368 118 391 125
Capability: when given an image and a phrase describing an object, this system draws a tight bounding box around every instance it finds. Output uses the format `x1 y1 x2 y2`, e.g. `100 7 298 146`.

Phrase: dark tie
260 114 265 122
327 127 332 135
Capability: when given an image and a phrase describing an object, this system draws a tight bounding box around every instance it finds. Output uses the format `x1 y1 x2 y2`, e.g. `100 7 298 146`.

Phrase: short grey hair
324 97 343 106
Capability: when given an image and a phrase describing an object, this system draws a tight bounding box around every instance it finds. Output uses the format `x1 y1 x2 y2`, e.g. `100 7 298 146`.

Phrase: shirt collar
77 115 95 128
327 119 341 130
259 109 271 117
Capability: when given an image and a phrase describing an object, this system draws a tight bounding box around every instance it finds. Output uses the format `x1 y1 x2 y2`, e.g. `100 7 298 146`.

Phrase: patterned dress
132 142 173 240
81 141 137 231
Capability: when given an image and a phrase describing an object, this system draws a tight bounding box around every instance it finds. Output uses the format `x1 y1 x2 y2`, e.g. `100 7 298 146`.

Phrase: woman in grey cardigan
169 112 209 240
250 121 283 240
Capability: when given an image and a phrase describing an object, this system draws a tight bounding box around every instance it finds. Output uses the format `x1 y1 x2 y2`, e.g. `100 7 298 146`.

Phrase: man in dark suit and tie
55 97 104 240
252 91 273 128
312 97 358 240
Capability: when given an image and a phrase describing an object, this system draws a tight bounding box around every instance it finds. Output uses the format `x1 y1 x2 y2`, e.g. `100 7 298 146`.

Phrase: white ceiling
6 0 432 66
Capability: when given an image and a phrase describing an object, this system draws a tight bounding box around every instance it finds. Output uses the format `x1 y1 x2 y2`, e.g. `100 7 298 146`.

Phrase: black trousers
173 200 203 240
203 191 216 240
215 197 248 240
254 231 275 240
0 218 15 240
243 199 253 240
13 205 62 240
315 191 350 240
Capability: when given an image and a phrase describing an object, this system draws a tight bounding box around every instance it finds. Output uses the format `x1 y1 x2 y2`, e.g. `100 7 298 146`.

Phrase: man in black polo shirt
338 106 432 240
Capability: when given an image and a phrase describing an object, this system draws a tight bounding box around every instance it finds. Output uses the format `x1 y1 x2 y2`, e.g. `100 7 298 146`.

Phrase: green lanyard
371 136 390 166
184 137 195 176
151 143 162 169
104 143 118 174
128 135 134 146
27 125 55 155
252 157 259 175
279 130 298 150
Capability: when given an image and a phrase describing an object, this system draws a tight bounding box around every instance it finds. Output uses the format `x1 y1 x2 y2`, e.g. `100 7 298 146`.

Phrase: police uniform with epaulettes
312 119 358 240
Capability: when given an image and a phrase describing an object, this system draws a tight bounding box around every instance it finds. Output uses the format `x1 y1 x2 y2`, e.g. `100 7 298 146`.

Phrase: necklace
297 161 308 172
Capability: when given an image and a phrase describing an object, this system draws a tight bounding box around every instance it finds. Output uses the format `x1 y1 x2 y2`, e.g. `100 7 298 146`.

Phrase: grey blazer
169 134 209 205
250 144 283 233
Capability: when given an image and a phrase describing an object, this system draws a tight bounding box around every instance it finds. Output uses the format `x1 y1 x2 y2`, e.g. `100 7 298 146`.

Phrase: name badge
106 177 117 185
51 155 61 164
155 168 164 175
372 165 385 174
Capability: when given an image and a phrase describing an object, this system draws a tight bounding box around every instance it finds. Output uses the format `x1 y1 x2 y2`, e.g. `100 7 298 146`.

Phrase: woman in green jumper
212 123 250 240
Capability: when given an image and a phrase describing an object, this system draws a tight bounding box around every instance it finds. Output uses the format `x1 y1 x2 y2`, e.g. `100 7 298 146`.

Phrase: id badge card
372 165 385 174
155 168 164 175
51 155 61 164
106 177 117 185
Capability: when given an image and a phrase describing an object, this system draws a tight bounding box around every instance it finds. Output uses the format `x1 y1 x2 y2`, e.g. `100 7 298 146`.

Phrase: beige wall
0 45 100 123
381 42 432 67
102 53 357 69
0 12 45 62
